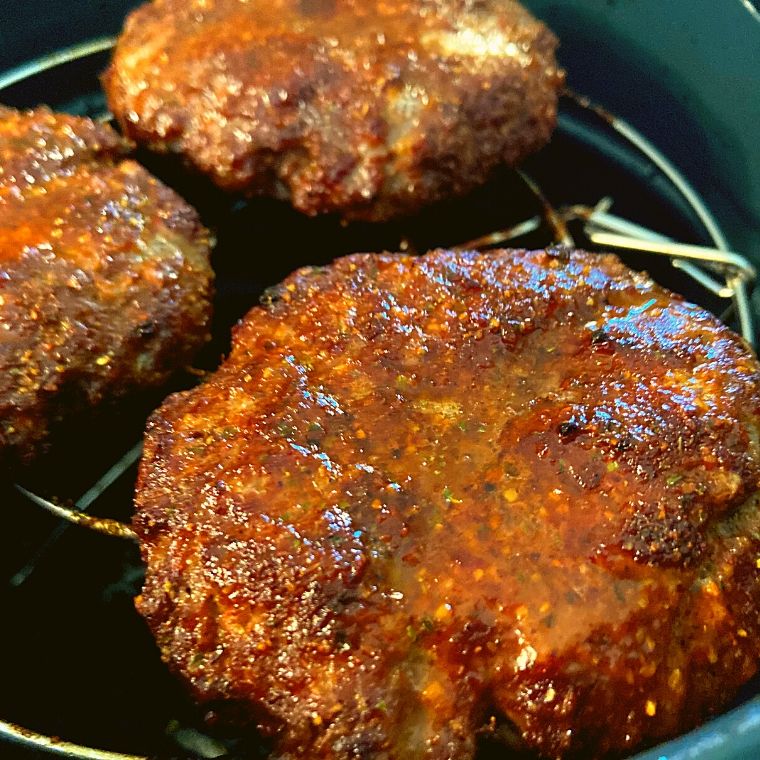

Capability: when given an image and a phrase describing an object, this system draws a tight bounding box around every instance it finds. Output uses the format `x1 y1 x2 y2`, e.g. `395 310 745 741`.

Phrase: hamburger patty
0 106 213 467
135 249 760 759
104 0 563 221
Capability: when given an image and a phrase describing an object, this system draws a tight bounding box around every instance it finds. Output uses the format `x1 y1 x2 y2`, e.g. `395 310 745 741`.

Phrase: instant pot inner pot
0 30 756 760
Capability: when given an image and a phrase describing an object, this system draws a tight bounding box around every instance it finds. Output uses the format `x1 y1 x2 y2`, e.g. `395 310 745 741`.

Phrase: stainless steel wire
14 484 138 541
0 37 117 92
0 719 145 760
10 442 143 585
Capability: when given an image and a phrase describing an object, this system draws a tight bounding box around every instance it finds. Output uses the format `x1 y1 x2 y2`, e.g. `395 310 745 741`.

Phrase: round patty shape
104 0 563 221
0 106 213 467
135 249 760 759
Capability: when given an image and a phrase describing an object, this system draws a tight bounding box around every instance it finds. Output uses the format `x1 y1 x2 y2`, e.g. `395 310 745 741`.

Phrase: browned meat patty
135 249 760 759
104 0 563 222
0 106 213 468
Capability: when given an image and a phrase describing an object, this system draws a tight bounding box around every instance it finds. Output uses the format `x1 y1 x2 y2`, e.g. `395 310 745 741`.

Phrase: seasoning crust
105 0 563 221
0 106 213 467
136 249 760 759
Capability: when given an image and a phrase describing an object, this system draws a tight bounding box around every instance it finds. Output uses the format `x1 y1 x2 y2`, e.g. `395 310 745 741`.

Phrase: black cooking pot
0 2 758 760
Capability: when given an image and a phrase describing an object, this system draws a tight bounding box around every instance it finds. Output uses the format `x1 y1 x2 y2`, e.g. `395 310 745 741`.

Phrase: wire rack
1 36 757 760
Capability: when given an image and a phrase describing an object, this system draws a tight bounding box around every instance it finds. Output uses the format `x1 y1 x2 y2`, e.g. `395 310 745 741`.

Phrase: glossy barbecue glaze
136 249 760 759
0 106 213 467
105 0 563 221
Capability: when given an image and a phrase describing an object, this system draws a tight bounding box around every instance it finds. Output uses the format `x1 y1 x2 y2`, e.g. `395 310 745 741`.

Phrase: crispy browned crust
135 249 760 759
104 0 564 221
0 106 213 467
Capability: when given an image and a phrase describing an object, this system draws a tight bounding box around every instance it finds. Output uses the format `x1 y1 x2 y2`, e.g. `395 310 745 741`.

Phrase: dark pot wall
0 0 140 72
523 0 760 259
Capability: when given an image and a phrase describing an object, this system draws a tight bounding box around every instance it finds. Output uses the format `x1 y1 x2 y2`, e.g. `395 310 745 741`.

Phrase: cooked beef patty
0 106 213 467
135 249 760 759
105 0 563 221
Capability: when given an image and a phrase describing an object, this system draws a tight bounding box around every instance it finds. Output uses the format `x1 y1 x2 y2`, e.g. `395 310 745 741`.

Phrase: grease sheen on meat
0 106 213 467
105 0 563 221
136 249 760 759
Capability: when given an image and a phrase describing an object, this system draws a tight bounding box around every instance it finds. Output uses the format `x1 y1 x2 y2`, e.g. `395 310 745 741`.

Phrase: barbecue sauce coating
136 250 760 759
105 0 563 221
0 106 213 467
